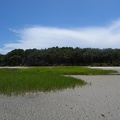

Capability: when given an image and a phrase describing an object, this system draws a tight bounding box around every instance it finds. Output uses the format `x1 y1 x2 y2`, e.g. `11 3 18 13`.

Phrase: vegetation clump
0 66 116 96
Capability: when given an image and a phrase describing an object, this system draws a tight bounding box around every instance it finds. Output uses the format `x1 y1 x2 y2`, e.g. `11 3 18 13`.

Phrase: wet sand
0 67 120 120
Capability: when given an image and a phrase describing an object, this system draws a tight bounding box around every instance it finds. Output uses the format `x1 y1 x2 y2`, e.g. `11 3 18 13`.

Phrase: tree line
0 47 120 66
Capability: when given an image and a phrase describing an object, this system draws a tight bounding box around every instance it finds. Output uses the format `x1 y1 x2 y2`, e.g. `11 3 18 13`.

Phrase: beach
0 67 120 120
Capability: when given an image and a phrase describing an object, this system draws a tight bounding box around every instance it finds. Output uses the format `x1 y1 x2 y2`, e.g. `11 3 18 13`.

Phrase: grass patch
50 66 117 75
0 66 117 95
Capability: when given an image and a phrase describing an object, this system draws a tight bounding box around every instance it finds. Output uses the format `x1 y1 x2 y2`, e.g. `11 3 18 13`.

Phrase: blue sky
0 0 120 54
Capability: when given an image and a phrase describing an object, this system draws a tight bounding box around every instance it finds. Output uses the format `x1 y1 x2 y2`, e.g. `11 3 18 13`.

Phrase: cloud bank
1 19 120 54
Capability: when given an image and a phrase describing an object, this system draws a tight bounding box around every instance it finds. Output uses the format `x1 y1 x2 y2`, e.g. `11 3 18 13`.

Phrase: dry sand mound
0 67 120 120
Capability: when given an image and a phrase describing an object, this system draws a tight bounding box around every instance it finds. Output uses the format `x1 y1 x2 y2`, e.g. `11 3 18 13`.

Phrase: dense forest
0 47 120 66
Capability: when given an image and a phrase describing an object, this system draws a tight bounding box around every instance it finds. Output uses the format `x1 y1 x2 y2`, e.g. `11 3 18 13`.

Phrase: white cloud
1 19 120 54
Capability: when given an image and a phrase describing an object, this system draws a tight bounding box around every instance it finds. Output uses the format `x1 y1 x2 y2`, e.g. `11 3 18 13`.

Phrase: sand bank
89 66 120 74
0 67 120 120
0 66 28 69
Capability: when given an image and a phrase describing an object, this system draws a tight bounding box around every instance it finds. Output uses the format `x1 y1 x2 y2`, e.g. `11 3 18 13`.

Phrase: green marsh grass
0 66 117 95
50 66 117 75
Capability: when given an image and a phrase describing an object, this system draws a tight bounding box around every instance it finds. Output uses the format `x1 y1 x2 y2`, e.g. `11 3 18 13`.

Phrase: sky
0 0 120 54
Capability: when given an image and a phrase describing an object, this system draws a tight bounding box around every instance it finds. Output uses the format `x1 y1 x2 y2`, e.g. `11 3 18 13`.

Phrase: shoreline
0 67 120 119
0 66 28 68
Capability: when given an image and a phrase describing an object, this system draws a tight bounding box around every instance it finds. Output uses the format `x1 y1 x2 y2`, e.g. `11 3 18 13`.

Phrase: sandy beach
0 67 120 120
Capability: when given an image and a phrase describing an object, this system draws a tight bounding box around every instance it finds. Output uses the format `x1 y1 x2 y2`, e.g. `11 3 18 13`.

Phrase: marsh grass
0 66 116 95
49 66 116 75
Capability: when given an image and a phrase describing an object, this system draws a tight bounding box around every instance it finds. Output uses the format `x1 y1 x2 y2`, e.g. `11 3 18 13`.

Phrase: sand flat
0 67 120 120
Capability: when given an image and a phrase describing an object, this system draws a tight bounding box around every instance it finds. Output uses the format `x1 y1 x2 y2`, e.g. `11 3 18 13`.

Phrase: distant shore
0 66 28 68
